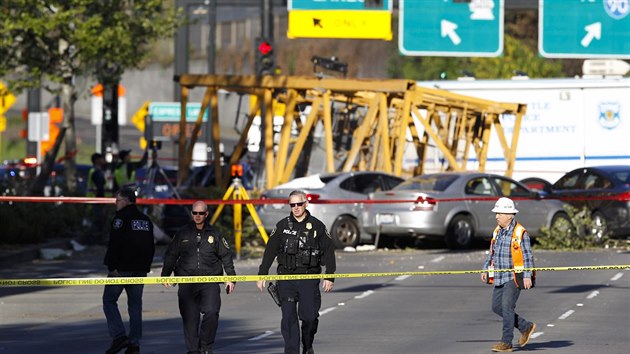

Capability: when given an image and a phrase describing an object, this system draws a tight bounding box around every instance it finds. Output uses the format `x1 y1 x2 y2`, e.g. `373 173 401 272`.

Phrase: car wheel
331 215 360 249
550 212 576 237
445 215 474 250
589 211 607 242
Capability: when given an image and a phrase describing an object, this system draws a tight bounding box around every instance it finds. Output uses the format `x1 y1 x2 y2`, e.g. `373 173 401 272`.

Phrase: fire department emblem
598 102 621 129
208 236 214 244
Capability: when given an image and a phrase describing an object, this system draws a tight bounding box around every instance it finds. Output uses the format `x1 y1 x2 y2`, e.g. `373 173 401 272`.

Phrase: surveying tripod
141 148 182 200
210 177 269 258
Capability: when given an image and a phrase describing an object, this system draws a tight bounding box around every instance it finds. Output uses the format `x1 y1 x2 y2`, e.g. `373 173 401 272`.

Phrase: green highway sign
289 0 390 10
539 0 630 59
148 102 208 122
399 0 504 57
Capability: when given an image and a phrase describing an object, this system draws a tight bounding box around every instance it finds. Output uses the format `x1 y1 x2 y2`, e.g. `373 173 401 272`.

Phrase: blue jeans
492 281 531 344
103 271 146 345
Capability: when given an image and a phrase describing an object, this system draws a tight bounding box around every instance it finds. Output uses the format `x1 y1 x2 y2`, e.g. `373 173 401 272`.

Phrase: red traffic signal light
258 41 273 56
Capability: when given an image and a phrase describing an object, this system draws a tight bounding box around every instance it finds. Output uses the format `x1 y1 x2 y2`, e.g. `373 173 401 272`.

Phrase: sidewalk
0 238 74 269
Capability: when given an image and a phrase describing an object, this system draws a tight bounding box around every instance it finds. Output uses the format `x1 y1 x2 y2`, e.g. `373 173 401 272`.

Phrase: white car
257 172 404 248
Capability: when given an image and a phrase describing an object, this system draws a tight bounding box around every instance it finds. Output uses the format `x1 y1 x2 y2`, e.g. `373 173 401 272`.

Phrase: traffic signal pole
256 0 275 75
25 89 40 157
101 82 119 158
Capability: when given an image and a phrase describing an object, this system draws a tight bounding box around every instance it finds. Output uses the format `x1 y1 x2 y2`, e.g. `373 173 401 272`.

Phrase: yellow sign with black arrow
0 81 17 117
288 10 392 40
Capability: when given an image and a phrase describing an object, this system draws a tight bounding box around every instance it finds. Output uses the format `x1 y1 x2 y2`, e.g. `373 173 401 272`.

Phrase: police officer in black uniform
257 190 336 354
161 200 236 354
103 187 155 354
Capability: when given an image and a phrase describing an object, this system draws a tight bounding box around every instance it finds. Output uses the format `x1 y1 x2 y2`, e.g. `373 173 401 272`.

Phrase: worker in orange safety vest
481 197 537 353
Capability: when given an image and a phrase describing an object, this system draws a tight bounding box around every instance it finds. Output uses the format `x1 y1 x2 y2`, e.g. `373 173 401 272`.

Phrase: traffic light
255 38 275 75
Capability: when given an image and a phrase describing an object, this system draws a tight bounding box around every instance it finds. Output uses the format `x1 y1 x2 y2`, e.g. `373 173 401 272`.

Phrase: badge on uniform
222 238 230 249
306 222 312 230
113 218 123 229
208 236 214 244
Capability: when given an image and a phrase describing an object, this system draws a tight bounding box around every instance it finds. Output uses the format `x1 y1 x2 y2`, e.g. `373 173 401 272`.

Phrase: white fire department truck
417 76 630 183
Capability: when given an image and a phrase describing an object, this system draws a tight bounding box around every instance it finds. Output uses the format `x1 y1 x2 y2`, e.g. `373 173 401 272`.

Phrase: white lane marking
396 275 410 281
577 303 583 307
354 290 374 299
587 290 599 299
531 332 543 339
319 306 337 315
431 256 445 263
249 330 274 341
418 265 425 269
558 310 575 320
547 324 555 327
610 272 623 281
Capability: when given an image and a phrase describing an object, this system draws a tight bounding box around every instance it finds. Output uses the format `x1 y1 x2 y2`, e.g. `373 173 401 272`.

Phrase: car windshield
394 174 458 192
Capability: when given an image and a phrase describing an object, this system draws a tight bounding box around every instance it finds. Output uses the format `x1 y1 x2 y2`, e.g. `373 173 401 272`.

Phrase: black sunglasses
289 202 305 207
191 211 207 215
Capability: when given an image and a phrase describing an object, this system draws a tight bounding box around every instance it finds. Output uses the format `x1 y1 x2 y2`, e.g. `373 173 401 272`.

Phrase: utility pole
207 0 217 74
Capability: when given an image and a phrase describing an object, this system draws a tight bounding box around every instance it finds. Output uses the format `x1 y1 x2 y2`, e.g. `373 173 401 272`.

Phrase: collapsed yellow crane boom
176 74 526 189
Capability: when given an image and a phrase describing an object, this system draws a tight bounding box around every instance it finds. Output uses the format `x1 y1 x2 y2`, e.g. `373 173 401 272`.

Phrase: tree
387 33 564 81
0 0 179 194
469 34 565 78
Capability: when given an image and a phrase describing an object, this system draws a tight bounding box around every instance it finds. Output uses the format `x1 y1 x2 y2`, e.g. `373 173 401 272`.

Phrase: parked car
548 165 630 239
520 177 553 194
257 172 405 248
362 172 573 249
0 160 91 196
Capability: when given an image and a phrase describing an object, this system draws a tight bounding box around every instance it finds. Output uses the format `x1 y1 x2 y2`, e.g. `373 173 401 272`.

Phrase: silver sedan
361 172 572 249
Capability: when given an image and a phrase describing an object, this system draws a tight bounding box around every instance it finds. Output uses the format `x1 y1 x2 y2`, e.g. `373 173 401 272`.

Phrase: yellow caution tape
0 265 628 287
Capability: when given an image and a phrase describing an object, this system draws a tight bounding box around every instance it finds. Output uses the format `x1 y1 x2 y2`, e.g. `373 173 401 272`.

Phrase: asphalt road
0 246 628 354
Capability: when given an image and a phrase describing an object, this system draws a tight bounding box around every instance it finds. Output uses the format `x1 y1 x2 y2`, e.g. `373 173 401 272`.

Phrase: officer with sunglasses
161 200 236 354
257 190 336 354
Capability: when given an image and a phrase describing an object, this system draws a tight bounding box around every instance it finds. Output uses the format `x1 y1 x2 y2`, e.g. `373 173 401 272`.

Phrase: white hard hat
491 197 518 214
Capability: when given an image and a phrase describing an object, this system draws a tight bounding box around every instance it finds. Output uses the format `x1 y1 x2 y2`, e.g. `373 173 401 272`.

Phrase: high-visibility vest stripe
489 223 528 286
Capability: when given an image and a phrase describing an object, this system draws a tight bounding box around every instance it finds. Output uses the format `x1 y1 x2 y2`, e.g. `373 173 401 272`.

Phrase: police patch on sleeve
222 237 230 249
131 220 150 231
325 229 332 239
113 218 123 229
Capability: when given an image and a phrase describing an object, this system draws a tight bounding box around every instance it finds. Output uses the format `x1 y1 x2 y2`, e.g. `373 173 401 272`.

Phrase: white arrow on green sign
539 0 630 59
399 0 504 57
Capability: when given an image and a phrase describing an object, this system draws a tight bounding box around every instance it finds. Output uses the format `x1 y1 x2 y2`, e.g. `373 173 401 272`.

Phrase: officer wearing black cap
257 190 336 354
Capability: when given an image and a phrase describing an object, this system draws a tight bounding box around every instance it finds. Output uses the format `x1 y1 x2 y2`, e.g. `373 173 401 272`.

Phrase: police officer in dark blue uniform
103 188 155 354
257 190 336 354
161 200 236 354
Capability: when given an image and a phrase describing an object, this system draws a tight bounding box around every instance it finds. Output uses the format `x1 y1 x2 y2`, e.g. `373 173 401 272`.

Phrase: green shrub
0 202 87 244
537 205 609 250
